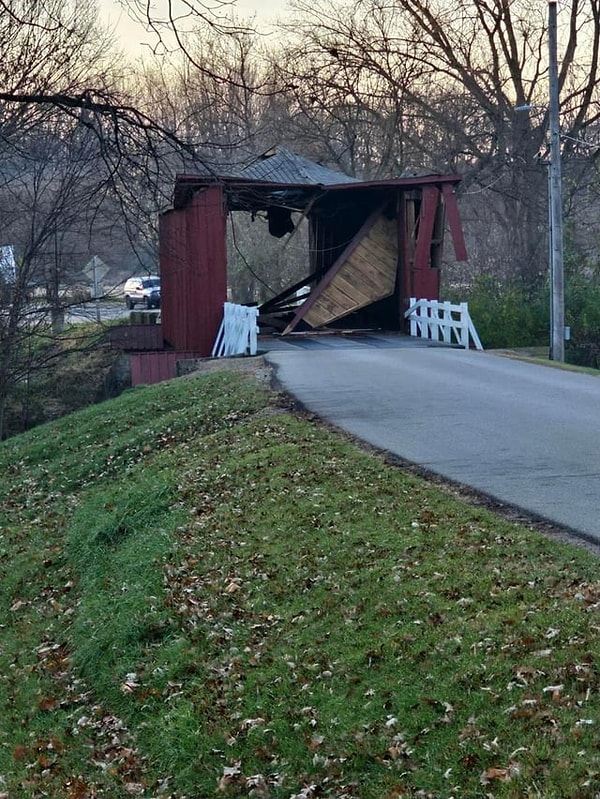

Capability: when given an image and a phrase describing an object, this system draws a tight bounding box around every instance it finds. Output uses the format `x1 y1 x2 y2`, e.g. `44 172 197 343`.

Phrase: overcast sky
100 0 289 53
231 0 283 17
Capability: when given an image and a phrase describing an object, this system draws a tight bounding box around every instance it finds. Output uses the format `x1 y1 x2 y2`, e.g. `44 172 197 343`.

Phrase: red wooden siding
106 324 163 351
442 183 468 261
411 186 441 300
413 186 440 269
160 186 228 356
130 352 202 386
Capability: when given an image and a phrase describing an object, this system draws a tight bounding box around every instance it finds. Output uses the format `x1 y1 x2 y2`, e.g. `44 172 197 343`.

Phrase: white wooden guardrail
404 298 483 350
212 302 259 357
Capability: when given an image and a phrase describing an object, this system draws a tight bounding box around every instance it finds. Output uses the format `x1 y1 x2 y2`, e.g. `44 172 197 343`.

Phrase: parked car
123 276 161 309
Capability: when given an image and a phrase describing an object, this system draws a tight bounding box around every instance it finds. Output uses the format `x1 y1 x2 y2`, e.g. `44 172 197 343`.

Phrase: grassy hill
1 364 599 799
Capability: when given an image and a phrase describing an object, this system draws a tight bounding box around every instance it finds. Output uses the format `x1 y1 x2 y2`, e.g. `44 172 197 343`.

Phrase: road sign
84 256 111 299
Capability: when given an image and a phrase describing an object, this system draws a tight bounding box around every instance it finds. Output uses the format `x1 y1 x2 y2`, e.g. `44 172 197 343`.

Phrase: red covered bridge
123 149 468 384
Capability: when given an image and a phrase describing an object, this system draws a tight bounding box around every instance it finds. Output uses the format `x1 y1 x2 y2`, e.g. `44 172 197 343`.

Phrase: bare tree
270 2 418 177
0 0 166 437
133 22 314 303
0 0 264 196
120 0 263 81
276 0 600 284
0 116 112 434
0 0 282 436
135 23 275 168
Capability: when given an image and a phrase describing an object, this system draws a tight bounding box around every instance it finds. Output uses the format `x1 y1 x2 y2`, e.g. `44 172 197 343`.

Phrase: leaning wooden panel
285 212 398 332
305 215 398 326
442 182 468 262
413 186 440 270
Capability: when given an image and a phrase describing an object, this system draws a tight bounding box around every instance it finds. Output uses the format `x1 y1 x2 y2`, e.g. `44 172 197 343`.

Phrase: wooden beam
413 186 440 269
259 270 319 313
442 183 468 262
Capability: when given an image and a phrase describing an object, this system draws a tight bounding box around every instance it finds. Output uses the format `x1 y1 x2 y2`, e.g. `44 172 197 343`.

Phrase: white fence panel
404 298 483 351
212 303 259 358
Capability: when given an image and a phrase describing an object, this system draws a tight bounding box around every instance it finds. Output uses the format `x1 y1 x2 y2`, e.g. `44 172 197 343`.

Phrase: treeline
3 0 600 437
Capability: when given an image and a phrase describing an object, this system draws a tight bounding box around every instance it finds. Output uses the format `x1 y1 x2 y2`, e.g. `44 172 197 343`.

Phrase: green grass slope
0 369 599 799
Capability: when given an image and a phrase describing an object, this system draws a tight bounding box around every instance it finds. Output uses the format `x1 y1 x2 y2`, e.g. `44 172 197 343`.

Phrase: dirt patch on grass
177 354 273 386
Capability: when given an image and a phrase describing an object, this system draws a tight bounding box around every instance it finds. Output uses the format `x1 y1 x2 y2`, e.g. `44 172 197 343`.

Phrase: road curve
265 339 600 542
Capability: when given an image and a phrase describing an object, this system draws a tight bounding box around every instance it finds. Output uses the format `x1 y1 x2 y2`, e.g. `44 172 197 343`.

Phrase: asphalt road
264 335 600 542
67 301 130 324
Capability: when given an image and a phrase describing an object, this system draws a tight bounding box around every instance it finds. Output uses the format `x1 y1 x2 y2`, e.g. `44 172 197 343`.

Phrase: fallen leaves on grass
480 761 521 784
3 373 600 799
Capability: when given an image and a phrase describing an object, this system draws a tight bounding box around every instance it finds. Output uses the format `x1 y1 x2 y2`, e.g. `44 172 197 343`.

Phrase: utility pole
548 0 565 361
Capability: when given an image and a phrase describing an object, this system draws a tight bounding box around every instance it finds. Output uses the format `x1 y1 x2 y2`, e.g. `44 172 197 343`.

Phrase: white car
124 276 161 309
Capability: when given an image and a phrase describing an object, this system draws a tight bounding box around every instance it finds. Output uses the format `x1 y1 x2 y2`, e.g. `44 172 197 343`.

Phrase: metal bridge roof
240 148 359 186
